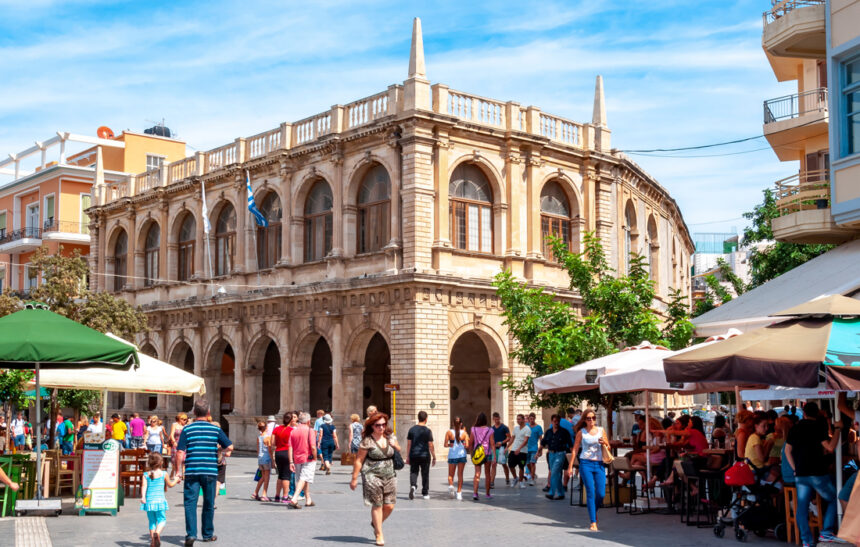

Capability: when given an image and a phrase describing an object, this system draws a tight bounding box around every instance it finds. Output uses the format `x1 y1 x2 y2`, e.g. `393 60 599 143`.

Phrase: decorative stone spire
408 17 426 79
592 75 607 128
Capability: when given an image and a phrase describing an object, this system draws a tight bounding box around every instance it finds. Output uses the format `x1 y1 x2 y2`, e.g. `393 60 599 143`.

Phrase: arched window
623 202 638 274
647 216 659 283
304 180 333 262
257 192 282 269
449 164 493 253
113 230 127 292
357 165 390 254
144 224 160 287
178 214 196 282
540 181 573 261
215 204 236 276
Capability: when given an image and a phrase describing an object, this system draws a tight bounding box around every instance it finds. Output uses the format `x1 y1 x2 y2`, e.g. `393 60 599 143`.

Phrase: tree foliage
0 246 148 418
494 232 694 413
693 258 747 317
742 188 834 288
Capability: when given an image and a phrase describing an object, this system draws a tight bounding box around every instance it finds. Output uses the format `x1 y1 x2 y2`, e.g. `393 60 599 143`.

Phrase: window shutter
46 196 55 220
0 212 5 231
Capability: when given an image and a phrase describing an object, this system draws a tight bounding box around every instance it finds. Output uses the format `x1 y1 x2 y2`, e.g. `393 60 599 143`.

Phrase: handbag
724 460 755 486
601 444 614 465
471 428 489 466
392 450 405 470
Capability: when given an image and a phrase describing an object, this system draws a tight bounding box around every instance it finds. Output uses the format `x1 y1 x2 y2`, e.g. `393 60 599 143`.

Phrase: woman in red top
685 416 709 456
272 412 296 502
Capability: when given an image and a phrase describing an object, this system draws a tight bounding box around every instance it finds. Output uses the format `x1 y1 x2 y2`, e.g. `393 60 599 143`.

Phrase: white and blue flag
246 170 268 227
201 179 211 234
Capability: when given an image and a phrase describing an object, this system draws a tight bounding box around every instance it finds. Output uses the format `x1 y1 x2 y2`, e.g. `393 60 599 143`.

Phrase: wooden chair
0 461 22 517
48 451 77 496
784 486 823 545
120 449 146 497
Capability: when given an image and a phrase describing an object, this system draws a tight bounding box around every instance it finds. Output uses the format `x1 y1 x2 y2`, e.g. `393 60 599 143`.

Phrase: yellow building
0 130 185 292
762 0 860 243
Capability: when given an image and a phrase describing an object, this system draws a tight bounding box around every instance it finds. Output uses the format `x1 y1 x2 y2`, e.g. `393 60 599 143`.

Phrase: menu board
80 439 121 513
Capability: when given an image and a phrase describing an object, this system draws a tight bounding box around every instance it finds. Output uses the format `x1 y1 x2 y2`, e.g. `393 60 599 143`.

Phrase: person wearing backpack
470 412 494 501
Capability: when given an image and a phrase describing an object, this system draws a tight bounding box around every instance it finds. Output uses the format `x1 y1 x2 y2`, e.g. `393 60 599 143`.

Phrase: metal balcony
762 0 826 61
0 226 43 253
763 88 827 123
763 89 828 161
772 169 854 243
42 218 91 242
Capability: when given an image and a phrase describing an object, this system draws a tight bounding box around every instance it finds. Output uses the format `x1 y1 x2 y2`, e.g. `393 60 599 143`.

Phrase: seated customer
745 416 770 473
711 415 728 448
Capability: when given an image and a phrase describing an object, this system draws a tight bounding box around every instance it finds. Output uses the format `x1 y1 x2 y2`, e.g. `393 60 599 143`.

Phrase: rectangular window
480 206 492 252
0 211 5 239
146 155 165 172
81 194 91 235
467 204 479 250
0 268 4 292
26 204 39 237
843 55 860 157
45 195 55 225
25 265 38 290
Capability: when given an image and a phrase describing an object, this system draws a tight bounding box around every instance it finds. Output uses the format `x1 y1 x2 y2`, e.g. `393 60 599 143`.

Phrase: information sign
79 439 121 516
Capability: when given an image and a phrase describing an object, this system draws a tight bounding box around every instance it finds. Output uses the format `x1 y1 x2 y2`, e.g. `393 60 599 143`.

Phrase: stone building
85 19 694 448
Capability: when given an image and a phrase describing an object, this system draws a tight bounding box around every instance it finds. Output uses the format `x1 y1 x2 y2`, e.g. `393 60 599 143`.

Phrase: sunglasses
585 417 596 421
373 423 387 428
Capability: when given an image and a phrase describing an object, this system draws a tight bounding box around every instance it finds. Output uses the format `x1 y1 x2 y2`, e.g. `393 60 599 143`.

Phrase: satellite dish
97 126 115 139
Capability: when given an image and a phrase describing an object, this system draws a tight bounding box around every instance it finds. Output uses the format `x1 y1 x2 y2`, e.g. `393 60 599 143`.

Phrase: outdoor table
609 440 634 457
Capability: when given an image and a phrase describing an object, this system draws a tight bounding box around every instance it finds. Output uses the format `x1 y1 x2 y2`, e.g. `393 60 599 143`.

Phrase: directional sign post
384 384 399 434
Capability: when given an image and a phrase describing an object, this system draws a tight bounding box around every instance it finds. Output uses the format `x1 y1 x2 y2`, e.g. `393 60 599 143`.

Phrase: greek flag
246 170 268 227
201 179 211 234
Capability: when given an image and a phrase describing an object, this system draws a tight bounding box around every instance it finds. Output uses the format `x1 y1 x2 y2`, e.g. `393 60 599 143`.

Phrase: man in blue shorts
527 413 543 486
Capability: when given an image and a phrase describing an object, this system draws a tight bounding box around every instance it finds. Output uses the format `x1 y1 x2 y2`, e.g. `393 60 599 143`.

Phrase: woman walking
319 414 339 474
445 416 469 500
348 414 363 454
350 412 400 546
469 412 494 501
271 412 295 502
567 408 609 531
146 416 166 454
252 420 273 501
168 413 186 479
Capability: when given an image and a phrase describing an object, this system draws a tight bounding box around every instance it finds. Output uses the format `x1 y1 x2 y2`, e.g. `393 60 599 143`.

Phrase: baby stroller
713 460 785 542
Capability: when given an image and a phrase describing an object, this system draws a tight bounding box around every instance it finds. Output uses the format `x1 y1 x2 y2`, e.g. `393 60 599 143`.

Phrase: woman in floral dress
350 412 401 546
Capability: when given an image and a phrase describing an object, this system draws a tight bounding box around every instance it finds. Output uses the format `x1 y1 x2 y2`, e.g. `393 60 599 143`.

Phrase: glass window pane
847 58 860 87
481 206 492 252
848 91 860 114
540 181 570 216
848 113 860 155
358 165 391 204
46 196 55 219
305 219 313 262
454 203 466 249
449 164 491 202
468 204 479 250
324 214 332 256
0 212 5 231
305 180 333 214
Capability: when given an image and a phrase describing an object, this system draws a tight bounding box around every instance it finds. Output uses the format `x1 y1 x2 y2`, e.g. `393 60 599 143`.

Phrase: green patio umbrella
24 387 50 399
0 303 139 505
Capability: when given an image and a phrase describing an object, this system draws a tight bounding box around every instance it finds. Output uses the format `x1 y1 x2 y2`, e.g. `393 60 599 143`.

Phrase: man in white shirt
508 414 531 488
11 412 26 451
86 414 105 441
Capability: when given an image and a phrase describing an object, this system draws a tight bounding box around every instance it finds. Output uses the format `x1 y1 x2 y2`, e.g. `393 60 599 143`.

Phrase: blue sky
0 0 795 236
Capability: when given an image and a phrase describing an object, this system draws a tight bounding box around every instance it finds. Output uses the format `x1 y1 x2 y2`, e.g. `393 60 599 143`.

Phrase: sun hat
323 414 333 424
266 415 276 422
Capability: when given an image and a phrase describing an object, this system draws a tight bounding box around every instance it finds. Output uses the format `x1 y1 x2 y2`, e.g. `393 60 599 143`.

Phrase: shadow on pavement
312 536 376 544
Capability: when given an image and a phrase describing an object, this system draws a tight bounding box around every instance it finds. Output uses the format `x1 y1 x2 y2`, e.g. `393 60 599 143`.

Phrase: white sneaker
529 480 535 486
448 485 455 498
456 492 462 501
511 479 518 488
409 485 416 500
519 482 527 489
423 495 430 500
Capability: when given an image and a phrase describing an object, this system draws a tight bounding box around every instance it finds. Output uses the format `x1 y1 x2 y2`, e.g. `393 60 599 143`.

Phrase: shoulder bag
599 427 614 464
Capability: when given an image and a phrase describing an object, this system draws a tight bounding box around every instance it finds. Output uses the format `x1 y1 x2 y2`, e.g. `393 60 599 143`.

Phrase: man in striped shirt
176 399 233 546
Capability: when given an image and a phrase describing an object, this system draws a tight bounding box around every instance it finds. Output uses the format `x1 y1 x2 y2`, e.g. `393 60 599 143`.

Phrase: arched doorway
449 332 491 430
220 345 235 433
262 341 280 416
140 343 159 411
363 333 390 416
309 337 332 414
170 342 195 412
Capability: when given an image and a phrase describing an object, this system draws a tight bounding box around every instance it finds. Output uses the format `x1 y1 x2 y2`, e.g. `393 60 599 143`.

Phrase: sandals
250 494 261 501
259 496 271 502
305 501 316 507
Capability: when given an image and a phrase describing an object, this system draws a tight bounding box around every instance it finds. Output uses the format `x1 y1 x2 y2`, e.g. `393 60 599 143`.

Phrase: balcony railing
42 219 90 235
774 169 830 216
763 0 825 24
764 88 828 124
0 226 42 245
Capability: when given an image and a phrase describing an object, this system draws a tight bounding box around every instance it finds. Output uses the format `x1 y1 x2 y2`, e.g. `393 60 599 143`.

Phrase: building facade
0 131 185 292
85 19 694 448
762 0 860 243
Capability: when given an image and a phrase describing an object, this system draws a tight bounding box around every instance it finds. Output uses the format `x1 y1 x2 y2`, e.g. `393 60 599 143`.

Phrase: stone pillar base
224 414 260 451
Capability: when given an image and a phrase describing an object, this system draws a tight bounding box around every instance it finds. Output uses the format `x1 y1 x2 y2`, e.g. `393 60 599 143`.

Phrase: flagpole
201 179 215 297
247 170 262 285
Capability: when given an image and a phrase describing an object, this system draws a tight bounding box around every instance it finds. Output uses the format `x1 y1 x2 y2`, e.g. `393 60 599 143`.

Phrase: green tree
0 246 148 439
743 188 834 288
494 232 694 429
692 258 746 317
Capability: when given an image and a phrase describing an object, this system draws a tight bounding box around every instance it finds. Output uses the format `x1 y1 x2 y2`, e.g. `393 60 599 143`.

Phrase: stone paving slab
19 455 785 547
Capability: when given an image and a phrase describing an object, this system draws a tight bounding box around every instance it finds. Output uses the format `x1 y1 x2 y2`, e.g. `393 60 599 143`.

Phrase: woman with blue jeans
567 408 608 531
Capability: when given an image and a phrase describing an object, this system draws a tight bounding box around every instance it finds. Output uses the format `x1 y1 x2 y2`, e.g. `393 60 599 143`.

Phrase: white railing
205 143 238 171
97 83 597 205
539 114 582 146
168 156 198 183
293 112 331 145
345 91 390 129
447 91 505 127
247 128 282 159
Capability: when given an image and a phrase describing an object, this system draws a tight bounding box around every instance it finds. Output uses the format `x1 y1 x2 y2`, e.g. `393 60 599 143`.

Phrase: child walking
140 452 180 547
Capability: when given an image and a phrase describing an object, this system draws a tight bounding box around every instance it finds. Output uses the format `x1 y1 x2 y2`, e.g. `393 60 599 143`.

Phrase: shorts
275 451 291 480
146 509 167 530
258 453 272 470
217 463 226 483
295 462 315 484
494 448 507 465
14 435 25 448
839 472 857 502
527 450 538 464
448 456 467 464
509 451 526 469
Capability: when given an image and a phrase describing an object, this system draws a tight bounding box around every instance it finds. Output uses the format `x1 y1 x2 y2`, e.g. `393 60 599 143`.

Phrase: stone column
399 125 436 271
525 153 542 259
126 211 136 290
503 143 522 256
330 151 344 257
232 339 247 415
330 318 346 418
278 164 292 265
290 218 304 264
389 147 402 247
291 367 311 412
432 130 450 247
194 192 206 278
234 178 246 273
278 330 292 414
159 201 169 282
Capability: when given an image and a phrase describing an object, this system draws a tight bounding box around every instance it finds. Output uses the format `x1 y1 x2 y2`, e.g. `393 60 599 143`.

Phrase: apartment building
0 131 185 292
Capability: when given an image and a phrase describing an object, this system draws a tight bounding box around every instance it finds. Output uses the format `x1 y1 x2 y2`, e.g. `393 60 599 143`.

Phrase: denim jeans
60 441 73 455
580 459 606 524
183 474 217 540
548 452 566 497
146 443 162 454
795 474 837 544
289 471 296 497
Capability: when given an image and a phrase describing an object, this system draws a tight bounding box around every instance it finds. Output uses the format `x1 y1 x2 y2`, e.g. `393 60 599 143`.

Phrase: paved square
0 455 786 546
